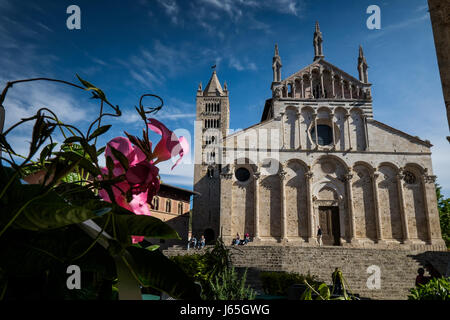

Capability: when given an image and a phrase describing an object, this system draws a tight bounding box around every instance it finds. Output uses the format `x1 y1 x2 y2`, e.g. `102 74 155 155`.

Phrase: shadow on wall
147 213 190 250
408 251 450 278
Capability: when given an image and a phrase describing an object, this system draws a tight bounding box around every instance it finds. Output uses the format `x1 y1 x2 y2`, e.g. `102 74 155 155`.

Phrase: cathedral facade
192 23 446 249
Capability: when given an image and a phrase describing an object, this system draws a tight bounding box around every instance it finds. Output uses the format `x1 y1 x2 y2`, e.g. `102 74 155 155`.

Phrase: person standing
332 268 343 295
317 226 323 246
199 235 206 249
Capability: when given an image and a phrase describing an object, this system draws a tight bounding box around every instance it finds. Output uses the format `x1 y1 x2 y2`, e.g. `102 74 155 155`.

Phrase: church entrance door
318 206 341 246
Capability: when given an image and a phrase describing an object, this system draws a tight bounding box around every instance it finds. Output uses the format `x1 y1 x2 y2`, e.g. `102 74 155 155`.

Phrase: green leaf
88 125 112 141
108 146 129 170
125 246 200 300
39 142 58 164
112 205 180 239
97 146 106 156
64 136 83 144
317 283 330 300
1 184 108 231
60 151 100 176
146 245 160 251
76 74 106 101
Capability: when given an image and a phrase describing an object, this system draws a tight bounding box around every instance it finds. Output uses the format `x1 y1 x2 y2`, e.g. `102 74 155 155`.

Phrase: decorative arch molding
284 158 310 171
312 179 345 202
317 106 333 114
349 106 364 114
311 155 351 173
353 161 375 172
403 163 426 175
377 161 400 172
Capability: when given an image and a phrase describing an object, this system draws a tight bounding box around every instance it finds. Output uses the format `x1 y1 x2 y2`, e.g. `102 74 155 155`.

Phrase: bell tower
192 69 230 242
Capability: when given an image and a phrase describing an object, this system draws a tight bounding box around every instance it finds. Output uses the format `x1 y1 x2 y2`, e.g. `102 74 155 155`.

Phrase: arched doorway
204 228 215 244
319 206 341 246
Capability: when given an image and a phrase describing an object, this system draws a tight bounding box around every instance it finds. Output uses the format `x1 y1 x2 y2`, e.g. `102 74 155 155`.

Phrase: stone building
192 22 446 250
146 183 197 248
428 0 450 139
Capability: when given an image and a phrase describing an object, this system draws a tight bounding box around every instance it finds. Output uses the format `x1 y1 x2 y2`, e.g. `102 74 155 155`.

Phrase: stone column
341 78 345 99
371 170 384 243
349 82 353 99
297 111 302 150
219 165 234 244
331 72 335 98
314 113 318 148
396 170 411 244
345 172 356 242
279 169 288 242
292 81 296 98
305 171 314 242
280 111 286 149
300 78 304 98
345 114 352 150
363 115 369 150
320 69 325 98
421 174 435 243
331 112 336 148
309 72 313 98
253 171 261 241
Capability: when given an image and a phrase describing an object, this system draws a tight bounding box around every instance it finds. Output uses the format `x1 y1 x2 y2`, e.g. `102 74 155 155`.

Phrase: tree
436 184 450 248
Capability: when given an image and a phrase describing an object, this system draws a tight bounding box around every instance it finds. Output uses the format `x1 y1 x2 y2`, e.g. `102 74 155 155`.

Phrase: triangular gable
368 119 432 147
283 58 368 86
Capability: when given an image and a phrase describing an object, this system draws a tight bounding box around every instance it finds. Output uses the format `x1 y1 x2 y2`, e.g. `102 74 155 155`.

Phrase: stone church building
192 22 446 250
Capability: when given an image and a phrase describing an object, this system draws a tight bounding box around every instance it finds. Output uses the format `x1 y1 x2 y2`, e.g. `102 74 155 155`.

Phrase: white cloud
367 13 429 40
156 0 180 24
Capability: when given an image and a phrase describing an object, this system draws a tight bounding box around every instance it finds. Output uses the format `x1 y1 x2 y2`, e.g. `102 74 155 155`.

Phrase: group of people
415 262 442 286
187 235 205 250
232 233 250 245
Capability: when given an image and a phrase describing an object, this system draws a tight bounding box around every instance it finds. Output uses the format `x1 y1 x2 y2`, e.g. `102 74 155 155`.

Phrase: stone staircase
163 245 450 300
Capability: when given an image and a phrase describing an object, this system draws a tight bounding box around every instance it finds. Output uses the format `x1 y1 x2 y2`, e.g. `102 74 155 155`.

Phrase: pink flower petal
105 137 133 161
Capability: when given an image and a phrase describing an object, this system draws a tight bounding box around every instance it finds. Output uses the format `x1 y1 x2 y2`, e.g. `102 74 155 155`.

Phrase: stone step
163 245 449 299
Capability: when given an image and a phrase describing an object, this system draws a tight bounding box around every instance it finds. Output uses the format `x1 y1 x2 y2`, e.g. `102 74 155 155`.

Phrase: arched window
152 197 159 211
311 124 333 146
403 171 416 184
178 202 184 214
166 199 171 213
207 167 214 178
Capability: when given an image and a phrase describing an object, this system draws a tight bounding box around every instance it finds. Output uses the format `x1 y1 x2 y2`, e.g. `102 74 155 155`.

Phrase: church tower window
403 171 416 185
311 124 333 146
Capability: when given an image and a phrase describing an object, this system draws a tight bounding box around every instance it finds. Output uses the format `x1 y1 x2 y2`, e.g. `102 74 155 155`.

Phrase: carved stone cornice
424 175 437 184
220 173 233 180
278 170 287 180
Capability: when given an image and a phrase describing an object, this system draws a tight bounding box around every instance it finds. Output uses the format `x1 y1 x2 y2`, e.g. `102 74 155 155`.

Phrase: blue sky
0 0 449 197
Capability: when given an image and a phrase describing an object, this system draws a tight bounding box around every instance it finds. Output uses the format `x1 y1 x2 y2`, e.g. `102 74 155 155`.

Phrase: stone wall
164 245 450 300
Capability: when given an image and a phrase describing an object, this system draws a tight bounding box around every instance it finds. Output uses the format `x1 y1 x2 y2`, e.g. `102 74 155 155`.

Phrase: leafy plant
0 75 199 300
408 277 450 300
171 237 235 299
208 267 256 300
436 184 450 248
300 270 358 300
260 271 319 296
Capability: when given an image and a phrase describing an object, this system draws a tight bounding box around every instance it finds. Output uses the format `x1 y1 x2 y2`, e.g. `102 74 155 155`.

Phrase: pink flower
129 191 151 216
105 136 146 167
125 160 159 194
148 118 189 170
